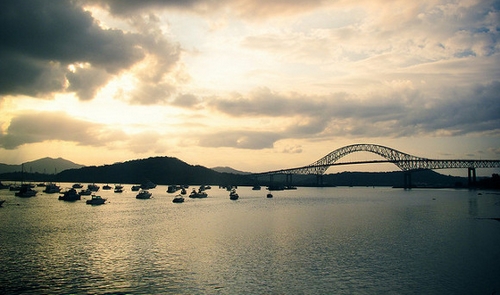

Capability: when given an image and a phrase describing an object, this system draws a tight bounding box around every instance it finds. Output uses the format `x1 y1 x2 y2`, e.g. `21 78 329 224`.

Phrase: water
1 185 499 294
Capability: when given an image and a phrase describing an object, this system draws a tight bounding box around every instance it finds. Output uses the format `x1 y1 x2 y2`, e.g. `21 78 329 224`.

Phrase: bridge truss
254 144 500 186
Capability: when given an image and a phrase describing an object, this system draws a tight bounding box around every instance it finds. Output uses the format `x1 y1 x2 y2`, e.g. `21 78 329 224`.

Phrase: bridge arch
309 144 426 174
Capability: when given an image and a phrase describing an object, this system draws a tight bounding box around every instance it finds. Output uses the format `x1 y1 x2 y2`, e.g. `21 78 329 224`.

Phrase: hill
211 166 251 175
0 157 84 174
55 156 249 185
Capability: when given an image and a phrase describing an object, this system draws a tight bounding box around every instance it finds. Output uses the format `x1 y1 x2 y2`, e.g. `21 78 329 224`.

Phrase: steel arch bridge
253 144 500 187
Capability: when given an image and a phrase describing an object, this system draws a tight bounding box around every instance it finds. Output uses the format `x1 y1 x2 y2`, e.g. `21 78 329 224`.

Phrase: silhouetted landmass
256 169 470 188
54 156 249 185
1 156 498 189
476 173 500 189
325 170 468 188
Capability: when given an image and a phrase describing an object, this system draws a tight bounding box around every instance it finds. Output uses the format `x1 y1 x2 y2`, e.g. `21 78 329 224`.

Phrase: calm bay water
1 185 499 294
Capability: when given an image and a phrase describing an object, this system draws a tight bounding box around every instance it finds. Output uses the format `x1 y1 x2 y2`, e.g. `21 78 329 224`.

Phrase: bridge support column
404 172 412 190
286 174 293 187
316 174 323 187
468 168 477 187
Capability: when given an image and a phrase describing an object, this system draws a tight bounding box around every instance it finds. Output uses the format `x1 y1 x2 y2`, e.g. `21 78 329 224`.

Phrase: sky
0 0 499 176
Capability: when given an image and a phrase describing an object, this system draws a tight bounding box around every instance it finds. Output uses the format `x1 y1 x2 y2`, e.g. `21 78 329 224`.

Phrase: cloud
87 0 328 18
0 0 181 103
0 112 125 149
398 80 500 136
207 81 500 143
66 67 111 101
198 130 281 149
172 93 201 108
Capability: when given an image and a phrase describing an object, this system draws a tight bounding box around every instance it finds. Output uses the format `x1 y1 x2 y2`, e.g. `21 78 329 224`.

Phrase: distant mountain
0 157 84 174
211 166 251 175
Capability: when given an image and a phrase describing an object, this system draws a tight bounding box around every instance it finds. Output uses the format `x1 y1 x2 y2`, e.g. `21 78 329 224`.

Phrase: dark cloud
87 0 203 16
0 112 124 149
0 0 180 102
172 93 201 108
207 81 500 143
398 81 500 136
87 0 327 18
66 67 111 101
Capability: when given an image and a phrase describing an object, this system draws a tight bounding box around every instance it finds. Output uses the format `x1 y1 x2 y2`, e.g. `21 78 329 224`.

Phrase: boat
167 185 179 193
58 188 81 201
15 184 37 198
267 185 285 191
172 194 185 203
252 185 261 190
136 190 152 199
0 182 9 189
43 183 61 194
86 195 106 205
131 185 141 191
88 183 100 192
199 185 211 191
102 184 112 190
140 180 156 189
9 184 21 191
189 188 208 198
114 184 123 193
79 189 92 196
72 183 83 189
229 189 239 200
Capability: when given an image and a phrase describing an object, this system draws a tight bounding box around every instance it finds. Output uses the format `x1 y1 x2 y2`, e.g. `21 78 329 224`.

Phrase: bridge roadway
252 144 500 188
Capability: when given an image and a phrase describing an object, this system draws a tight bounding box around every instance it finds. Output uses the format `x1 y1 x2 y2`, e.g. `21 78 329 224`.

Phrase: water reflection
1 186 499 294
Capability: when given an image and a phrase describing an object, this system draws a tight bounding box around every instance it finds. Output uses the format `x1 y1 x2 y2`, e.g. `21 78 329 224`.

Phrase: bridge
253 144 500 188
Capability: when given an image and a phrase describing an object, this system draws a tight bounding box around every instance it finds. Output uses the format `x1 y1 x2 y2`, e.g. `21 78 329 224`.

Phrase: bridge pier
468 167 477 187
286 174 292 187
404 172 412 190
316 174 323 187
